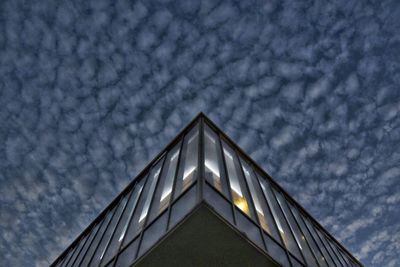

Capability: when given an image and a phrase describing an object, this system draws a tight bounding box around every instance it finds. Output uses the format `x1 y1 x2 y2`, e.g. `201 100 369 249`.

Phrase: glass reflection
174 124 199 199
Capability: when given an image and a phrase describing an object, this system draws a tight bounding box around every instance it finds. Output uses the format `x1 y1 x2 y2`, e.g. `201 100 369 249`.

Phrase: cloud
0 0 399 266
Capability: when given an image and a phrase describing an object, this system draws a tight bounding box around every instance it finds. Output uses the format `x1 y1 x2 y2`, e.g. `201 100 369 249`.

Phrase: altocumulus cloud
0 0 399 266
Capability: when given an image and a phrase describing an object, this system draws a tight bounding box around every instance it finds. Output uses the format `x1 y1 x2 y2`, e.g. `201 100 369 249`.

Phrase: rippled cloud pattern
1 0 399 266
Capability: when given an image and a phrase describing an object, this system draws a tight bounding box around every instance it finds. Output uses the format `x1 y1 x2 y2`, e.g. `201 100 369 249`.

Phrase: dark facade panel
52 114 362 267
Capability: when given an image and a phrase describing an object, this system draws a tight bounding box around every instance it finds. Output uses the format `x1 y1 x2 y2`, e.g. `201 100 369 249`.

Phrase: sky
0 0 399 266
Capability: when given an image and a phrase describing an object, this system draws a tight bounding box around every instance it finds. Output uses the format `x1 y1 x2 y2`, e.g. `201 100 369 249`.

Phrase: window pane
275 191 318 266
122 157 164 246
169 184 197 229
174 124 199 199
204 124 229 197
66 234 89 267
222 141 255 219
148 142 181 224
258 179 303 263
317 229 344 267
74 222 101 266
240 160 280 241
80 211 113 266
92 195 129 266
303 217 336 267
289 203 328 267
60 246 76 267
100 179 145 265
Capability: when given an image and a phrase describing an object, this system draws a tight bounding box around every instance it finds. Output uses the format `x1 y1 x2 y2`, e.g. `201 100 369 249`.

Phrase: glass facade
52 114 362 267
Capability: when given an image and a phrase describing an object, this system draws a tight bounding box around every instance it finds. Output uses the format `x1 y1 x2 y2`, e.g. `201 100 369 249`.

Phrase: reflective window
240 160 279 240
174 124 199 199
275 191 318 266
122 157 164 246
100 179 145 265
303 217 336 267
204 124 229 197
81 211 113 266
289 203 328 267
148 143 181 224
60 246 76 267
317 229 344 267
258 179 303 263
333 243 349 267
92 195 129 266
66 234 89 267
222 141 255 219
74 222 101 266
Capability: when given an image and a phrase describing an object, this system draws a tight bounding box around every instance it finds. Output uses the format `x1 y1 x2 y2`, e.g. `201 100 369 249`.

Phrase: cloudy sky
1 0 399 266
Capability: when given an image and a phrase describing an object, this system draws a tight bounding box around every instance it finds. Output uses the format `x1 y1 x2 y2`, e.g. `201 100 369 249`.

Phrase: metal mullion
311 222 339 267
198 117 205 203
217 134 237 225
319 230 344 267
63 236 83 267
166 137 185 229
113 165 157 266
323 234 346 267
287 202 326 267
60 246 76 267
270 186 307 265
332 244 350 267
285 197 321 267
70 225 95 267
87 198 124 266
134 148 170 260
236 154 268 252
98 189 134 266
253 171 293 266
76 222 102 267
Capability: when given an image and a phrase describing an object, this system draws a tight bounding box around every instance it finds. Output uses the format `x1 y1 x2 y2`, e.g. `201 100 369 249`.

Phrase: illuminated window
122 157 165 247
275 191 318 266
240 159 279 241
259 179 304 263
204 124 230 197
100 179 145 265
148 143 181 223
289 203 328 267
222 141 255 219
173 124 199 199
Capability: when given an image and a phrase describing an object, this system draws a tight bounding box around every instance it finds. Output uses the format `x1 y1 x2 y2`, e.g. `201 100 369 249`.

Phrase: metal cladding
52 114 362 267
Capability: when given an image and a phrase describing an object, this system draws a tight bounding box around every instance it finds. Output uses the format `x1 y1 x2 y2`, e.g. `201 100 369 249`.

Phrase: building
51 113 363 267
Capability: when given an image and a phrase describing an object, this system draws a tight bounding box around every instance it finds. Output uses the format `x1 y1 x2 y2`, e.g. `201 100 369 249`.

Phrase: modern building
51 113 363 267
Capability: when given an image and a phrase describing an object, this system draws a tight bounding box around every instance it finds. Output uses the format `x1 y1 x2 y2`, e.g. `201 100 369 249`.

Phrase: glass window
137 212 168 258
148 142 181 224
204 124 229 197
115 238 139 267
122 157 164 246
222 141 255 219
275 191 318 266
174 124 199 199
169 184 197 228
258 179 303 263
317 229 344 267
92 195 129 266
65 234 89 267
323 234 347 267
333 244 350 267
263 234 290 267
303 217 336 267
240 160 280 241
100 179 145 265
204 183 234 224
60 246 76 267
289 203 328 267
74 222 101 266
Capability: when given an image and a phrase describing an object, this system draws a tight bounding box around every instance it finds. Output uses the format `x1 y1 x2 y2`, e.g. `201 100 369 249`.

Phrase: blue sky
1 0 399 266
